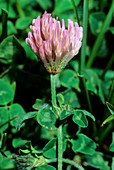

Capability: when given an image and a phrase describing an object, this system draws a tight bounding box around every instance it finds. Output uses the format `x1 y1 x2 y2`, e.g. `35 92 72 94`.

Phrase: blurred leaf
12 138 29 148
97 40 108 58
109 142 114 152
0 80 14 105
16 17 32 30
8 21 17 35
73 110 88 128
0 35 26 64
59 69 79 89
60 110 74 120
106 102 114 114
37 106 57 130
36 165 56 170
109 27 114 34
57 93 64 107
84 69 105 103
0 107 9 131
102 114 114 126
0 157 15 169
86 152 110 170
54 0 80 14
0 3 17 18
36 0 52 10
89 12 105 35
71 133 96 155
43 138 56 158
62 89 80 108
21 40 38 61
9 103 26 127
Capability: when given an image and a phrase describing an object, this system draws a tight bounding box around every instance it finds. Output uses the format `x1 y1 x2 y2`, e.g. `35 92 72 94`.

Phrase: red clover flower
26 11 83 74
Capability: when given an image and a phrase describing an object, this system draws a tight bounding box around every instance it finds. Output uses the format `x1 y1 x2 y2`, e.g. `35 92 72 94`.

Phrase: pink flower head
26 11 83 74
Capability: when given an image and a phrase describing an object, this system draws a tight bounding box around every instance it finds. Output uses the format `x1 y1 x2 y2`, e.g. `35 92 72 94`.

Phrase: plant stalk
86 0 114 68
79 0 88 73
50 74 63 170
71 0 79 24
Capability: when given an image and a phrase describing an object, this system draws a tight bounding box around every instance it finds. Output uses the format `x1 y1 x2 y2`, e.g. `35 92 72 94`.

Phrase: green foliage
37 106 57 129
86 152 110 170
71 133 96 155
89 12 105 35
16 17 32 30
0 0 113 169
59 69 79 89
0 79 14 105
0 35 26 64
36 165 56 170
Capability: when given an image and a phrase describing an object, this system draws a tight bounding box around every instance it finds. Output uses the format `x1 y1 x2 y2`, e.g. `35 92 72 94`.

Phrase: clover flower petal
26 11 83 74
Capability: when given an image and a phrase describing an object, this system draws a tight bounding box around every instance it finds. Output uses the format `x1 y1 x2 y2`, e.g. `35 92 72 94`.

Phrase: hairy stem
50 74 63 170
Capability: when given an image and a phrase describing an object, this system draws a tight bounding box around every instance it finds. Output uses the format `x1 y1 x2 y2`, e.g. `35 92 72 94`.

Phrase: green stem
15 0 25 17
58 125 63 170
63 158 85 170
50 74 63 170
79 0 88 73
71 0 79 24
46 158 85 170
86 0 114 68
50 74 57 107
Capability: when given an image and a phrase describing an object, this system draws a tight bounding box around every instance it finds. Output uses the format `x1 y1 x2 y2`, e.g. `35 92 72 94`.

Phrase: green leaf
9 103 26 127
60 110 74 120
109 142 114 152
0 158 15 169
37 106 57 130
71 134 96 155
106 102 114 114
43 137 66 158
62 89 80 108
0 3 17 18
54 0 80 14
11 110 37 130
33 99 49 110
84 69 105 103
102 114 114 126
0 35 26 64
43 138 56 158
0 107 9 131
86 152 110 170
8 21 17 35
0 80 14 105
73 110 88 128
36 0 52 10
59 69 79 89
77 109 95 121
36 165 56 170
89 12 105 35
57 93 64 107
16 17 32 30
12 138 29 148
